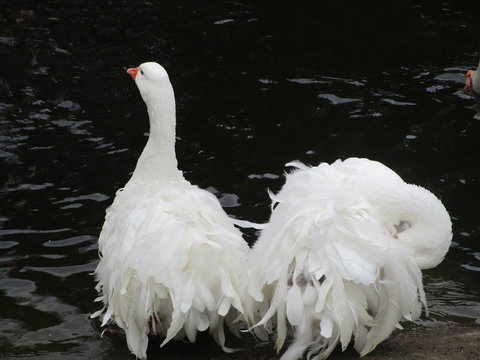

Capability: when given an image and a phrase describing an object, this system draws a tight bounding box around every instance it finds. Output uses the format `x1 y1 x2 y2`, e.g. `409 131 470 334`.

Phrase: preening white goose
243 158 452 360
464 59 480 97
92 62 250 359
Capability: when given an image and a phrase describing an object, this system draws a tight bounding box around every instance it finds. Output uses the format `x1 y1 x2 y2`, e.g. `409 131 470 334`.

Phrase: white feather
286 284 304 326
242 158 452 360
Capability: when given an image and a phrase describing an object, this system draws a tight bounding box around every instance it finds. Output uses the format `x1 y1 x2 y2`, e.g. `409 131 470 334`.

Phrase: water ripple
23 261 97 278
0 1 478 358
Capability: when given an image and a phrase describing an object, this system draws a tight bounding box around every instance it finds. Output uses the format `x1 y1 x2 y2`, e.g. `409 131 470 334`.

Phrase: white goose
243 158 452 360
92 62 250 359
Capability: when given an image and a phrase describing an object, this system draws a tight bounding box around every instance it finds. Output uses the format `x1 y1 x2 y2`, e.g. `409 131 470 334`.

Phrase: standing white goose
92 62 250 359
243 158 452 360
463 59 480 97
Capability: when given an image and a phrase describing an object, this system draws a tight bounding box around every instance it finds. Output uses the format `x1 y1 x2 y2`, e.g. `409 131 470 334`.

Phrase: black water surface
1 1 479 359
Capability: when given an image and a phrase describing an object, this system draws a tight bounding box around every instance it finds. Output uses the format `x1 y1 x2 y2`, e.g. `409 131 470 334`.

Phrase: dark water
1 1 479 359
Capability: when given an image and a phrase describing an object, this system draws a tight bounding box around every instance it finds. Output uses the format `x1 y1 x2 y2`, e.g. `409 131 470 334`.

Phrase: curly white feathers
243 158 452 360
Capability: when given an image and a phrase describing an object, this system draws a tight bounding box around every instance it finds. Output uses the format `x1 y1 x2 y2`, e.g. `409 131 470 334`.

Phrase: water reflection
0 0 479 358
424 278 480 325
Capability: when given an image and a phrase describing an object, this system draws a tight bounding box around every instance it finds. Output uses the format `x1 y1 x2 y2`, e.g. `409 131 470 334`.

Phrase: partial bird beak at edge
127 67 139 79
462 69 473 91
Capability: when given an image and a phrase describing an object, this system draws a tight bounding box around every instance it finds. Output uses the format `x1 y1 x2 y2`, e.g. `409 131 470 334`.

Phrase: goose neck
130 92 182 182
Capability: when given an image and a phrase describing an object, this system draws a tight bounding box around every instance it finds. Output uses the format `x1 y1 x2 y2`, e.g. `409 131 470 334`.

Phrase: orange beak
463 69 473 91
127 67 139 79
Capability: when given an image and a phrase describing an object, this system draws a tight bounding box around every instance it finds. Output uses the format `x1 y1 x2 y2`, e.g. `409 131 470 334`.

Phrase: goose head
127 62 173 105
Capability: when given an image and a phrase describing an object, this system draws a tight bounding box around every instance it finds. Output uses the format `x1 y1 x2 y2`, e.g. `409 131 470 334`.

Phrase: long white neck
129 87 183 183
367 182 452 269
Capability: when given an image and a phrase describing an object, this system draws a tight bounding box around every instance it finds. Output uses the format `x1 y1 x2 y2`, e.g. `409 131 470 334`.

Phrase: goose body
92 62 249 359
243 158 452 360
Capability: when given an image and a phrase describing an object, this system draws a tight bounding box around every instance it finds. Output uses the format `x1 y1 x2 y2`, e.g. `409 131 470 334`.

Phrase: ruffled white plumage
94 179 248 358
243 158 452 360
92 62 249 359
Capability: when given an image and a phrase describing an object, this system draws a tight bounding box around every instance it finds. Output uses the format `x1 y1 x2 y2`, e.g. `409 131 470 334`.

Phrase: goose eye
140 69 144 76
